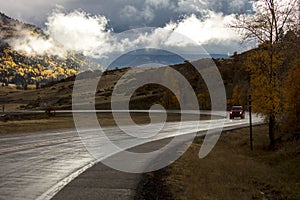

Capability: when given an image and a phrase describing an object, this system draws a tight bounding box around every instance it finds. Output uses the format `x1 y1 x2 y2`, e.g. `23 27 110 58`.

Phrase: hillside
0 13 44 41
0 13 89 89
0 55 248 112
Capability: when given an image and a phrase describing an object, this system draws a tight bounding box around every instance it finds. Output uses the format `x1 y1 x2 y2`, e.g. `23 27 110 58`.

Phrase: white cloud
142 6 155 22
166 12 240 45
120 5 138 19
8 8 244 63
9 9 111 57
95 11 242 57
46 9 110 53
10 28 65 56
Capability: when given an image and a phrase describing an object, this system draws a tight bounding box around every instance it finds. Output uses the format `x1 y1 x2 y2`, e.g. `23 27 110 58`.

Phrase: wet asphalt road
0 129 92 200
0 113 263 200
52 137 182 200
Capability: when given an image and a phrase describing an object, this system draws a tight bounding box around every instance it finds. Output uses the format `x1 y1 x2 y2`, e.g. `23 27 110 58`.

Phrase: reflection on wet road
0 112 263 200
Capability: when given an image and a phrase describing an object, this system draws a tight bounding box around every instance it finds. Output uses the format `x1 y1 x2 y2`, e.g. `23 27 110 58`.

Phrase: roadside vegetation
230 0 299 149
137 125 300 200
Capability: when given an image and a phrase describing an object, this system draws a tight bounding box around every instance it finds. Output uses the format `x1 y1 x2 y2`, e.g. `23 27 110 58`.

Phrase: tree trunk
35 81 40 89
4 78 8 86
269 114 276 149
23 82 28 90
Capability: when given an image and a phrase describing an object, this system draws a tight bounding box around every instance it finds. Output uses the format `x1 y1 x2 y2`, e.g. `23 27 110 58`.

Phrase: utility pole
249 95 253 151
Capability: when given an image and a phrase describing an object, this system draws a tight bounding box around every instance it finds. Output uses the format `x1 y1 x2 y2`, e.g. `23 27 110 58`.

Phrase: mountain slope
0 13 87 89
0 12 43 41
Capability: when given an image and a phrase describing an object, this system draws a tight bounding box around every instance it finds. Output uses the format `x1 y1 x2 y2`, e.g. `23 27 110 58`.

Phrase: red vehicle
229 106 245 119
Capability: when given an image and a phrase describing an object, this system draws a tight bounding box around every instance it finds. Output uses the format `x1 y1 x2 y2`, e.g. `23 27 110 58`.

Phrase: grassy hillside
136 125 300 200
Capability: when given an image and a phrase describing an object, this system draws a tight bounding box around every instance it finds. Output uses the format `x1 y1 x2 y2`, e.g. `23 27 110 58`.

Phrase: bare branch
229 0 297 44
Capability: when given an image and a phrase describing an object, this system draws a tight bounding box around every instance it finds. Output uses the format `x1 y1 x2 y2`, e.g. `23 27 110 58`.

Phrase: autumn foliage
0 47 81 89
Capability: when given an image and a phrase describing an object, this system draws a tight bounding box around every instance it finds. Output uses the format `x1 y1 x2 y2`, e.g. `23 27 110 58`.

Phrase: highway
0 112 263 200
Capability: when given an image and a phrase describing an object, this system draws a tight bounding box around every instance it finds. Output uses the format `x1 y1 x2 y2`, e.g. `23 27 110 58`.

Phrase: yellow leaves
284 62 300 113
170 95 180 109
0 47 83 86
232 85 244 106
33 68 39 74
58 67 65 74
18 70 25 77
65 68 77 75
3 60 17 67
245 46 284 116
41 69 53 77
197 92 210 109
27 66 34 73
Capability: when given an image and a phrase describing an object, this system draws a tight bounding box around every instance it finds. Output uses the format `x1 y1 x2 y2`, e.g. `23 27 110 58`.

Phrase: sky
0 0 256 62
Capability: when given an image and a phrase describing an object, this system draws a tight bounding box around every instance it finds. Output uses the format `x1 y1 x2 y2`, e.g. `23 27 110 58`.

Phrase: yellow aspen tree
231 0 298 149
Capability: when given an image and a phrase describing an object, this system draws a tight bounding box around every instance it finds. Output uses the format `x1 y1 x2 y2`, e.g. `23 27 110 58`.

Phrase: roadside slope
137 125 300 200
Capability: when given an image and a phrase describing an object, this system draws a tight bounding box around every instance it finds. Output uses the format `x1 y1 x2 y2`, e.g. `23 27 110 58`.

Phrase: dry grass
153 126 300 200
0 113 75 134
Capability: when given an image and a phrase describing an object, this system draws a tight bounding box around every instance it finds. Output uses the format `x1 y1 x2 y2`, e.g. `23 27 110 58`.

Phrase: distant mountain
107 48 229 69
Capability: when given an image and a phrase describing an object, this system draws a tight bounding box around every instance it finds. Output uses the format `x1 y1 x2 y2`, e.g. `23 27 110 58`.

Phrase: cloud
206 0 252 14
175 0 207 13
8 7 244 61
0 0 72 26
0 0 253 32
9 9 111 57
229 0 249 11
120 5 139 20
142 6 155 22
90 11 242 59
9 29 65 56
165 12 240 47
145 0 174 9
120 5 155 23
6 3 251 64
46 9 110 53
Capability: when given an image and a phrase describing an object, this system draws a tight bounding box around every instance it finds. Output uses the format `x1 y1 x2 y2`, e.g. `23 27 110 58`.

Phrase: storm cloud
0 0 253 31
0 0 254 56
